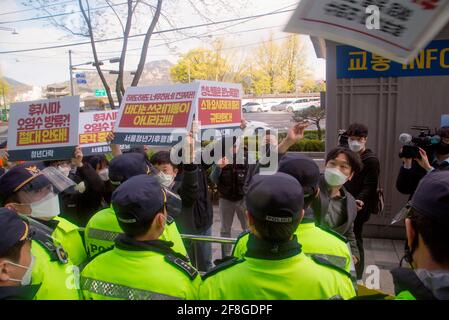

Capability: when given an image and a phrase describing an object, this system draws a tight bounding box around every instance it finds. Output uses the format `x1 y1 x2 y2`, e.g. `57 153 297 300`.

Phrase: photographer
396 126 449 197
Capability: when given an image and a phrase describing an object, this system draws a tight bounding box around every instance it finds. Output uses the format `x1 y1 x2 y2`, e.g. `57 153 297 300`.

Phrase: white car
289 97 321 112
242 102 270 113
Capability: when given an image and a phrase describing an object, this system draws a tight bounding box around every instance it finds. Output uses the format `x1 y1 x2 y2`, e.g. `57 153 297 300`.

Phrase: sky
0 0 325 87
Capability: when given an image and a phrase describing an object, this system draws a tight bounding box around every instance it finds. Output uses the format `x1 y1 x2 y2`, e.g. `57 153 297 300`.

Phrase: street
244 111 326 132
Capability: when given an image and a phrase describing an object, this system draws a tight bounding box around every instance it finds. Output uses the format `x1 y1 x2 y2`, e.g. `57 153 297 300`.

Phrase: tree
170 47 229 83
300 79 326 93
22 0 242 107
292 106 325 140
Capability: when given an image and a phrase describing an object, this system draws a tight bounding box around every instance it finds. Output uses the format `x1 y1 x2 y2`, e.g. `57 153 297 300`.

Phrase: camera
337 129 349 148
398 126 441 159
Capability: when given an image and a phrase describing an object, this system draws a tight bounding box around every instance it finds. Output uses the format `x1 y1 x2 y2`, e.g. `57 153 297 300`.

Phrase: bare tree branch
79 0 115 108
131 0 162 86
105 0 125 34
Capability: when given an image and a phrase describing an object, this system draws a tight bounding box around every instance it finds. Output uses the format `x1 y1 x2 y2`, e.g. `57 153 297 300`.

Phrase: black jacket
213 162 248 201
345 149 380 215
0 284 41 300
60 162 106 227
396 159 449 198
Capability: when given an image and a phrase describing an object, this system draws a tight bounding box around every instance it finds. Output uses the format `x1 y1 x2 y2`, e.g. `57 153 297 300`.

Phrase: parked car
289 97 321 112
271 100 293 111
242 120 271 136
242 102 270 113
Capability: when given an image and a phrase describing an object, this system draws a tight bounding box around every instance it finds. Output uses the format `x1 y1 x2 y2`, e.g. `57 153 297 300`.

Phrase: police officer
0 164 87 266
199 173 355 300
391 171 449 300
81 174 201 300
84 153 187 258
0 208 40 300
232 155 352 274
0 166 82 299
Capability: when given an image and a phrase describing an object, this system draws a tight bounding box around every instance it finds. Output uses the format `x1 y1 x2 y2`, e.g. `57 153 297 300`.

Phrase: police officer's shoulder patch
202 257 245 281
166 215 174 225
316 224 348 243
165 253 198 280
311 254 351 278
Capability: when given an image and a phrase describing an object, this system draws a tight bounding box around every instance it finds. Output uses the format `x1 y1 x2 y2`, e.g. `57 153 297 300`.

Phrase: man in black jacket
344 123 380 280
210 136 248 257
396 126 449 198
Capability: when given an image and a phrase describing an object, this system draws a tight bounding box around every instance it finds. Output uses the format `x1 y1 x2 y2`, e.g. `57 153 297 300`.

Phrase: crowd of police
0 120 448 300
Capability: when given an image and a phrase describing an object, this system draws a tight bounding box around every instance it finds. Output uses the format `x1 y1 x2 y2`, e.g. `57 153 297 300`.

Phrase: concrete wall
325 26 449 239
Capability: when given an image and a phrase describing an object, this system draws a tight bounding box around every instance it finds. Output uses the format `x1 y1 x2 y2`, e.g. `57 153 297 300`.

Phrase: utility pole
69 50 74 96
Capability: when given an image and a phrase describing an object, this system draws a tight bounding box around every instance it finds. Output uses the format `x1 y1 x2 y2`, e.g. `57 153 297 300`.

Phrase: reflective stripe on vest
305 253 348 271
81 277 182 300
88 228 121 242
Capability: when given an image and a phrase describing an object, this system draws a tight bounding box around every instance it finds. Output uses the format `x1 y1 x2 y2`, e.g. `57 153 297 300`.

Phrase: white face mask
30 193 60 219
6 254 35 286
98 168 109 181
157 171 175 188
348 139 364 153
57 165 71 177
324 167 349 187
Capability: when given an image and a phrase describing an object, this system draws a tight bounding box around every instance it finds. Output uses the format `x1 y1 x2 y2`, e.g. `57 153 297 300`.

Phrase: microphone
399 133 412 145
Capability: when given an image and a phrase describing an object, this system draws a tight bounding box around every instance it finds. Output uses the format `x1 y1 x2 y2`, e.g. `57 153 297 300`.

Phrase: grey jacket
311 175 360 261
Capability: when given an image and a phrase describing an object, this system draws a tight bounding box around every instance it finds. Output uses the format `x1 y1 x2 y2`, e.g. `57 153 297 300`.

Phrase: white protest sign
113 84 198 146
284 0 449 64
7 96 79 161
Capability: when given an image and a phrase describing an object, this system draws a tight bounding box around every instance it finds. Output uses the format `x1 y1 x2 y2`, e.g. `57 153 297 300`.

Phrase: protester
44 147 105 227
343 123 380 280
210 136 249 257
311 147 362 265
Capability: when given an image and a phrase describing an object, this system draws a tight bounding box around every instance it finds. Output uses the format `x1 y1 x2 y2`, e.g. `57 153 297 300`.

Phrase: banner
78 110 131 156
113 84 197 146
337 39 449 78
284 0 449 64
7 96 79 161
196 80 242 136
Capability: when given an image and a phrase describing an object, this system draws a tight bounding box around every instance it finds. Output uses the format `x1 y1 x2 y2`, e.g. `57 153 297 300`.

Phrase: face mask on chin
6 254 35 286
29 193 61 220
57 165 71 177
324 167 349 187
98 168 110 181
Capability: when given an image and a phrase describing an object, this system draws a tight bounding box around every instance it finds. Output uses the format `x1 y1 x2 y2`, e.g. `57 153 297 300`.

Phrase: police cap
109 153 149 184
278 154 320 196
410 171 449 230
112 174 165 227
0 164 50 203
246 172 304 223
0 208 29 256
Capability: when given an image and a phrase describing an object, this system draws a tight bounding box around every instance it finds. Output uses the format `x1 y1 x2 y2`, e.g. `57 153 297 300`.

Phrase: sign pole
69 50 74 96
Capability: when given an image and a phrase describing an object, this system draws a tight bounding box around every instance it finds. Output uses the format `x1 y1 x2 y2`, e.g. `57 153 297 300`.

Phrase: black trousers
353 210 371 280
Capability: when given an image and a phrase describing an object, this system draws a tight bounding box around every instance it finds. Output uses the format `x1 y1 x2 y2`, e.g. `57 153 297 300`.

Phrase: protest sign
78 110 131 155
113 84 197 146
195 80 242 136
284 0 449 64
7 96 79 161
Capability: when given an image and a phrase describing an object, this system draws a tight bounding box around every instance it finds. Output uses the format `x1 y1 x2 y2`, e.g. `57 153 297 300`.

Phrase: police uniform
85 205 187 258
0 208 41 300
81 175 200 300
199 173 356 300
232 220 351 272
0 165 87 267
84 153 187 259
391 171 449 300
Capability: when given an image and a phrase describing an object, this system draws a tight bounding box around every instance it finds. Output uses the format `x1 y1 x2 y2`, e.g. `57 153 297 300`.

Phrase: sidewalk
209 205 403 295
